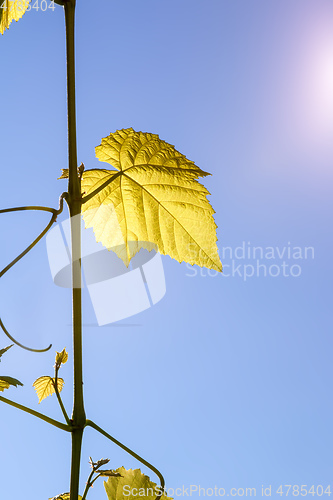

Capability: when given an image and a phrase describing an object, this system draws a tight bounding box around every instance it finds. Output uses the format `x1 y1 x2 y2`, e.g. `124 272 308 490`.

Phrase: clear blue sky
1 1 333 499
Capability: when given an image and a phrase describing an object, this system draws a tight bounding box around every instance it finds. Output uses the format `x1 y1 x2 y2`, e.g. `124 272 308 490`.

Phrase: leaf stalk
0 395 71 432
53 365 71 425
85 420 165 500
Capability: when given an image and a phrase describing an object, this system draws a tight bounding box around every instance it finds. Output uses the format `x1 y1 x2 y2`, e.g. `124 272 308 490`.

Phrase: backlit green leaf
61 128 222 270
104 467 173 500
33 375 64 403
0 375 23 387
0 344 13 360
0 0 30 35
55 348 68 367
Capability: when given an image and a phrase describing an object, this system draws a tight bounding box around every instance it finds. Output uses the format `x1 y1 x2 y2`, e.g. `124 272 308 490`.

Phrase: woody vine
0 1 222 499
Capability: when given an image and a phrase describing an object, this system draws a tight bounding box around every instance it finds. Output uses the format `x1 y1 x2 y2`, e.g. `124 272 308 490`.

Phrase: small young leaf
104 467 172 500
76 128 222 271
98 469 122 477
58 164 84 180
0 376 23 388
89 457 110 470
49 494 82 500
0 344 13 361
57 169 69 180
0 379 10 392
33 376 64 403
0 0 30 35
55 348 68 367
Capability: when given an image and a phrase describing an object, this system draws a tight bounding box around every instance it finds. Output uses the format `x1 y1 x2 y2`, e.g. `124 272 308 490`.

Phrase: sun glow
285 34 333 167
303 40 333 138
311 46 333 115
258 32 333 175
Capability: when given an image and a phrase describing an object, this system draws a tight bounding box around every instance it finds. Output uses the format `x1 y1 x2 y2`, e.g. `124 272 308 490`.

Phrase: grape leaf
60 128 222 270
0 0 30 35
0 376 23 391
0 344 13 360
104 467 172 500
33 376 64 403
55 348 68 367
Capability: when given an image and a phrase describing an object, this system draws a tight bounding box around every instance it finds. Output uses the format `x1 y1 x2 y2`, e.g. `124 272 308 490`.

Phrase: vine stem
0 395 71 432
63 1 86 499
53 365 71 425
81 469 95 500
85 420 165 500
